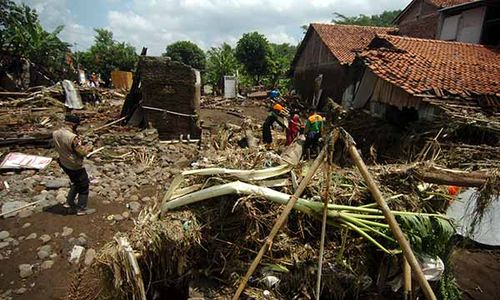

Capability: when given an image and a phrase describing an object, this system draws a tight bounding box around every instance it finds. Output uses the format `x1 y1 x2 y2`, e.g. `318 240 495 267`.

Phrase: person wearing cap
304 110 325 157
53 115 94 215
262 103 286 145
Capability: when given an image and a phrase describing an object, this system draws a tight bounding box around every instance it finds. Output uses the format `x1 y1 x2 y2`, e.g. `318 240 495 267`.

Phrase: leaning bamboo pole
343 130 437 300
231 133 331 300
315 149 332 299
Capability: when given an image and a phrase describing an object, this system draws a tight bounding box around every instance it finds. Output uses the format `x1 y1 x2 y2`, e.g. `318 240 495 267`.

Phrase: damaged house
343 34 500 125
291 23 396 106
437 0 500 45
393 0 475 39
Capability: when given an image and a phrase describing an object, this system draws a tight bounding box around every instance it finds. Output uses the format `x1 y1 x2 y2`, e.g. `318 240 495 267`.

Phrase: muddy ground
0 98 499 300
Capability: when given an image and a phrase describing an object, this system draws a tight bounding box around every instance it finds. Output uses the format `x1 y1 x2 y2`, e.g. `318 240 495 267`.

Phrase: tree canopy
0 0 70 78
267 43 296 88
77 28 138 85
332 10 401 27
205 43 237 93
163 41 206 71
235 32 273 84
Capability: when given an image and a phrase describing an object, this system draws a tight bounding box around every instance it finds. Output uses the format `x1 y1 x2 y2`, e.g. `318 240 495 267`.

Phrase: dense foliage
332 10 402 27
76 29 138 86
163 40 206 71
205 43 237 93
0 0 70 79
235 32 274 85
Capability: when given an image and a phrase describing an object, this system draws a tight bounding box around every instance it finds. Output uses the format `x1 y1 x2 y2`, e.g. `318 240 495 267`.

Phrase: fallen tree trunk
411 165 490 187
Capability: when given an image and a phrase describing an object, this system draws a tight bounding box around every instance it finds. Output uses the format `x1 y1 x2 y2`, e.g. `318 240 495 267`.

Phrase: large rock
128 201 141 213
0 231 9 240
37 245 52 260
41 260 54 270
44 179 70 189
19 264 33 278
2 201 28 218
61 226 73 237
84 248 96 265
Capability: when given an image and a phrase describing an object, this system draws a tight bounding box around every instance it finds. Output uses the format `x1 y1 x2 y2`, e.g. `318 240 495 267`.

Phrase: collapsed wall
140 56 201 140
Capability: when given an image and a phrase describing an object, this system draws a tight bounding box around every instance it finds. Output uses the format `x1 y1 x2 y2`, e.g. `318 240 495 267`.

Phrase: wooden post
315 149 332 299
403 257 412 300
344 131 437 300
231 134 330 300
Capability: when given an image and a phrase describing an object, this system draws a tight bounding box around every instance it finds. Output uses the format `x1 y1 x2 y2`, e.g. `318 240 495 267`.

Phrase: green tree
332 10 401 27
235 32 273 84
205 43 238 93
162 41 206 71
267 43 296 89
78 28 138 85
0 0 70 79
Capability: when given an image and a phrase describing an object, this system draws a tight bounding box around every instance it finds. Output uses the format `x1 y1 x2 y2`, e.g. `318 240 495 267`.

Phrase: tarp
0 152 52 170
61 80 83 109
111 71 133 90
447 188 500 246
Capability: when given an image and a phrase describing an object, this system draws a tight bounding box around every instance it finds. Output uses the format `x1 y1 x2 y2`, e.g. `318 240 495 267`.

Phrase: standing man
304 110 325 158
53 115 95 215
262 103 286 145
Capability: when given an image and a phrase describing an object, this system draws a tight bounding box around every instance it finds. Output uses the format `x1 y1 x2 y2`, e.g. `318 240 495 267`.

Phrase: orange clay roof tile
360 34 500 97
311 23 397 65
427 0 477 7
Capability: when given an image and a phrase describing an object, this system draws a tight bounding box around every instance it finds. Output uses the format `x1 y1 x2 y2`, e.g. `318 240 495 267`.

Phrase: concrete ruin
122 56 202 141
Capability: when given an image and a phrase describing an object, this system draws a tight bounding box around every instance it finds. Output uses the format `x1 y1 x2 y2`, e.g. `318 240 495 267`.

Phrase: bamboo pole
231 134 330 300
403 257 412 300
344 130 437 300
315 148 332 299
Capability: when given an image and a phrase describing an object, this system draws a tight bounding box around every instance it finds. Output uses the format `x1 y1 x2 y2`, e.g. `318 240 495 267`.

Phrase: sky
16 0 411 55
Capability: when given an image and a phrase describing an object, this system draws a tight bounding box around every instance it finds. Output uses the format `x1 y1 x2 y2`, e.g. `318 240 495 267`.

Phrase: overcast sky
16 0 411 55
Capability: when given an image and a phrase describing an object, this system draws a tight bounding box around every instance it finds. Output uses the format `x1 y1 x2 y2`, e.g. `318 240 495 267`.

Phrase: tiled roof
311 23 397 65
427 0 477 8
360 34 500 98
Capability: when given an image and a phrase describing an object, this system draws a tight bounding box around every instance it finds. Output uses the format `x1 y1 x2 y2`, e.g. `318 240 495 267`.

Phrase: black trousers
59 162 89 209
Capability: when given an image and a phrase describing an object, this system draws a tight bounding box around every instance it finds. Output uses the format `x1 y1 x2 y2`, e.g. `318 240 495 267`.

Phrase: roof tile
311 23 397 65
360 35 500 98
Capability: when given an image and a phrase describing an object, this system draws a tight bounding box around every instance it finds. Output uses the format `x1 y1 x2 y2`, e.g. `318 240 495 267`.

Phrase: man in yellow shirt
304 110 325 158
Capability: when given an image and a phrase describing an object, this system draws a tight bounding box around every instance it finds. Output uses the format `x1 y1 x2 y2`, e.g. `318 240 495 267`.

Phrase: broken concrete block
69 245 85 264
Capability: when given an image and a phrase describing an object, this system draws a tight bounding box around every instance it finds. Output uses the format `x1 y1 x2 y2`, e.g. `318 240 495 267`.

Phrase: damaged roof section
294 23 397 66
360 34 500 104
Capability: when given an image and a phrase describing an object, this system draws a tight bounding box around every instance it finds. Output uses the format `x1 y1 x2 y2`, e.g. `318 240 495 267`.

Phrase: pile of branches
92 133 457 299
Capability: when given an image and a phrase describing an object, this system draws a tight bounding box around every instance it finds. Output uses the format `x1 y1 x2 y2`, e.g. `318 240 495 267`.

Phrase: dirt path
452 248 500 300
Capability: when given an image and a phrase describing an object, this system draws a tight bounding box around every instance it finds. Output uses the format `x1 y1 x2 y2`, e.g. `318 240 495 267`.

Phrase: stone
129 195 139 202
39 234 51 244
61 226 73 237
19 264 33 278
41 260 54 270
1 201 28 218
128 201 141 213
37 245 51 259
12 240 19 246
84 248 96 265
56 193 66 203
113 214 124 221
15 287 27 295
44 179 69 189
0 231 9 240
142 196 151 202
26 233 37 240
0 242 9 249
122 211 130 219
22 223 31 229
76 236 87 246
18 209 33 218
